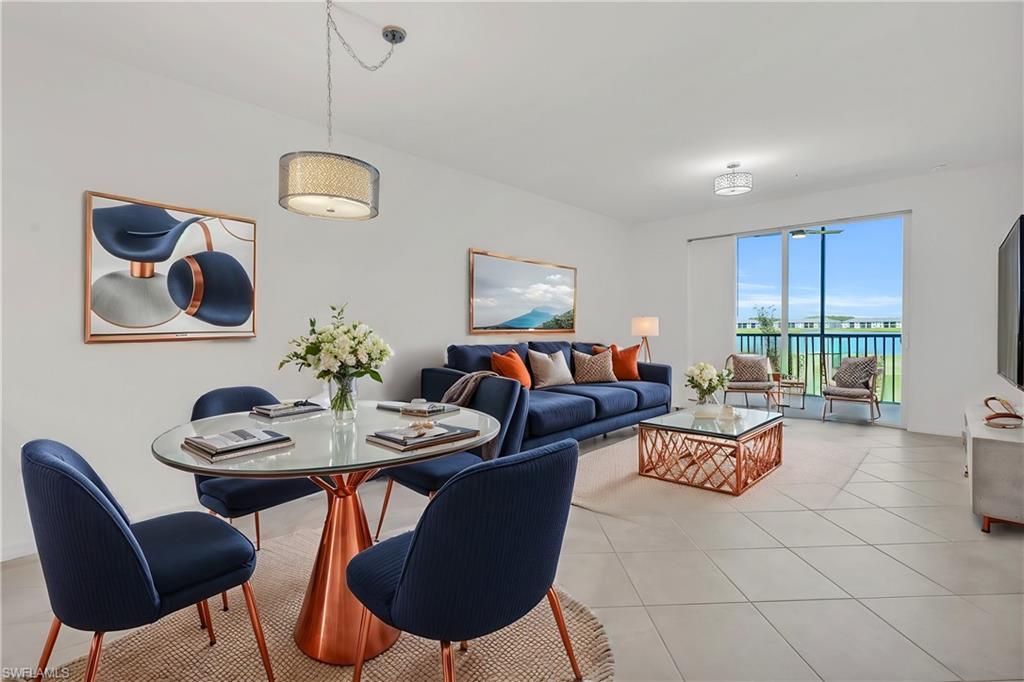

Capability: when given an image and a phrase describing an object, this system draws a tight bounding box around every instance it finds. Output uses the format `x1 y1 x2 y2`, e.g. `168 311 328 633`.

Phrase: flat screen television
998 215 1024 390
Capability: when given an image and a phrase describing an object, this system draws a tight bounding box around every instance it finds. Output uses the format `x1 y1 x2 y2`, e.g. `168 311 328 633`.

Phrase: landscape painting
469 249 576 334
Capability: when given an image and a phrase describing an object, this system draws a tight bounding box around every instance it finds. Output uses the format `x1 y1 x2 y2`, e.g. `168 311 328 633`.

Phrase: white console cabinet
963 404 1024 532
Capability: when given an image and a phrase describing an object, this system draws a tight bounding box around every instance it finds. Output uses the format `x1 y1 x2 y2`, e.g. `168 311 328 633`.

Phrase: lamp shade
631 316 660 336
279 151 380 220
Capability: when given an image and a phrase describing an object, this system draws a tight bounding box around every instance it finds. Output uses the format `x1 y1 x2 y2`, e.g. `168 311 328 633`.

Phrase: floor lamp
631 316 660 362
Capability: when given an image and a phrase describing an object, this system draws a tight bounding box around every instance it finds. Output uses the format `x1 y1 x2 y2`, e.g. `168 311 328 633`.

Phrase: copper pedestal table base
294 470 399 664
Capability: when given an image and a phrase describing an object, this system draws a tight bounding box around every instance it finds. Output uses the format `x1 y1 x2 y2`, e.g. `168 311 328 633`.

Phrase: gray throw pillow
833 356 877 388
528 349 575 389
572 349 617 384
732 355 770 382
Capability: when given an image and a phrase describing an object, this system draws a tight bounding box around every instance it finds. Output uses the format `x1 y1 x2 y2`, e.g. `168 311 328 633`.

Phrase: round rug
52 529 614 681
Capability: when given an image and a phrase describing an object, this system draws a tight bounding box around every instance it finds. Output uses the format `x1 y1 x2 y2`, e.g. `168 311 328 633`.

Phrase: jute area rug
51 529 614 681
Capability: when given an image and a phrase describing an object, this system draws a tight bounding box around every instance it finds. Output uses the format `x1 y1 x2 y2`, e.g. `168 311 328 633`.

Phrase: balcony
735 332 902 404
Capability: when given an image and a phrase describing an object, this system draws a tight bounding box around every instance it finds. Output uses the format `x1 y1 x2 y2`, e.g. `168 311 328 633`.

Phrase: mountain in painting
495 306 563 329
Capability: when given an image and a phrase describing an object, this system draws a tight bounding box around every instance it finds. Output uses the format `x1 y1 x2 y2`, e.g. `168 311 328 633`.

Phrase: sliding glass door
736 214 904 423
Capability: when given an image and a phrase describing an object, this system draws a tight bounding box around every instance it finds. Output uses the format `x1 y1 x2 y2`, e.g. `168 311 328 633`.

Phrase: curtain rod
685 209 911 243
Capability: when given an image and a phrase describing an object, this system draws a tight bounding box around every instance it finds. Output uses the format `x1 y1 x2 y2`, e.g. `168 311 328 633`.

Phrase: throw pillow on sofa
593 344 641 381
572 349 617 384
491 349 532 389
528 349 575 389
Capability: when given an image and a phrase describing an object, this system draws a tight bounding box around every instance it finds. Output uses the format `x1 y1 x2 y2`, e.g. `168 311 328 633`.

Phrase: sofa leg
982 516 991 533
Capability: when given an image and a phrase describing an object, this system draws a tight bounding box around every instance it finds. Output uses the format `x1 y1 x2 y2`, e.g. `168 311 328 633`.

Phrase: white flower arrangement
685 362 732 402
280 305 393 419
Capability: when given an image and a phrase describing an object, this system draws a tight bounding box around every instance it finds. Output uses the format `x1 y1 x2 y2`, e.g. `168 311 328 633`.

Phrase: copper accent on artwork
294 469 400 664
183 255 205 316
638 420 783 495
129 261 156 278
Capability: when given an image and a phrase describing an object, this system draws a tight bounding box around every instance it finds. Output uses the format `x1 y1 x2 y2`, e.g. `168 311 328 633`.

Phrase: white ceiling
8 2 1023 223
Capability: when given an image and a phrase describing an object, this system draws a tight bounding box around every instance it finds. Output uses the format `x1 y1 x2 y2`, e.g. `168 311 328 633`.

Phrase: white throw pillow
528 349 575 389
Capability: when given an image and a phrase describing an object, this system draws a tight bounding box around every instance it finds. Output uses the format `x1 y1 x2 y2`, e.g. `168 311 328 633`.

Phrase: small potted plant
280 304 393 423
685 362 733 418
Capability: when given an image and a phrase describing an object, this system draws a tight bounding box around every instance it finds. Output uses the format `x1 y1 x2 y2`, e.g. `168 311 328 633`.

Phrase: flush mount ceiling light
279 0 406 220
713 163 753 196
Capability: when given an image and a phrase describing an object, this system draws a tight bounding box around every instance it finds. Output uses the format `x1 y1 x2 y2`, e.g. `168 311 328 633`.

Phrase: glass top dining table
150 400 500 666
151 400 501 479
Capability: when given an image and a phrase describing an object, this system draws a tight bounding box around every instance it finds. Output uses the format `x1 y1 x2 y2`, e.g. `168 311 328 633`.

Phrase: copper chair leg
199 599 216 645
352 605 372 682
254 511 261 551
374 478 394 541
197 602 207 629
547 588 583 681
221 590 229 612
242 581 275 681
83 632 105 682
440 641 456 682
32 617 61 682
459 640 468 651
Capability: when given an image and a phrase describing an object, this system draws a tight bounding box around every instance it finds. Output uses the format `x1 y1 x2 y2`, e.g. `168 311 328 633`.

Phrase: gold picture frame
469 249 577 335
84 191 257 343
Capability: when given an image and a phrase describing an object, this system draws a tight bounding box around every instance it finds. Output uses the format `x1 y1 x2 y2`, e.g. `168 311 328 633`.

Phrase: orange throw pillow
491 350 532 389
594 344 641 381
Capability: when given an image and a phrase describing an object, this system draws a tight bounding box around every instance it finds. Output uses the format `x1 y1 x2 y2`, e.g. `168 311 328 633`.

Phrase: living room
2 2 1023 682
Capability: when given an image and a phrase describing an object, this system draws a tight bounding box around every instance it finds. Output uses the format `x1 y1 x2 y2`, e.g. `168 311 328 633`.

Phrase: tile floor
3 418 1022 681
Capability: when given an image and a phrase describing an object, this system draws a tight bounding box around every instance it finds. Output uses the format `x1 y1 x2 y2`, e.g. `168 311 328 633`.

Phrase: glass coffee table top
642 407 782 440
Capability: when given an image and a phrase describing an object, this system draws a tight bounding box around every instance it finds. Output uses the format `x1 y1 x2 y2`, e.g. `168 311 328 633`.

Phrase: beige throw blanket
441 370 501 460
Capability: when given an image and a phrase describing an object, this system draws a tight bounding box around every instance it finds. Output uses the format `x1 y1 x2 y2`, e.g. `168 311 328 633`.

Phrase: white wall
632 160 1024 436
0 31 634 558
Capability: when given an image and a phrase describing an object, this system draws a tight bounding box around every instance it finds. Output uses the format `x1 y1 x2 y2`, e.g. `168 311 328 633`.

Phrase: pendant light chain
324 0 397 149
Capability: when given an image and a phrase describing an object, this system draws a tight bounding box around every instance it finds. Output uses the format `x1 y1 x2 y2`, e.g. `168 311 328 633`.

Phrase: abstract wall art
469 249 577 334
85 192 256 342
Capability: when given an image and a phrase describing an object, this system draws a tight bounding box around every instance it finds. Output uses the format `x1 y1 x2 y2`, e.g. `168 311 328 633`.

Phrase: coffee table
638 407 783 495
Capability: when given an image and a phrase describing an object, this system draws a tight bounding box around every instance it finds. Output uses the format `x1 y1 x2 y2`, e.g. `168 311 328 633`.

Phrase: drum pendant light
279 0 405 220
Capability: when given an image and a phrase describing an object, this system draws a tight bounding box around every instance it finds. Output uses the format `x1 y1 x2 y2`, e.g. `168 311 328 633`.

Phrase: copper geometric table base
294 470 399 664
638 420 783 496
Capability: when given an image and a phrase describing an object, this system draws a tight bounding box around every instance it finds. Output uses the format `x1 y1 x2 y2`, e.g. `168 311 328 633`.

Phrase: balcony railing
735 332 902 404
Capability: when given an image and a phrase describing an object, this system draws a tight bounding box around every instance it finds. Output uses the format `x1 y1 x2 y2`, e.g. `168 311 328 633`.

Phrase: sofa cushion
572 349 617 384
447 343 527 373
528 349 575 389
491 350 531 388
528 341 571 369
571 342 602 355
527 390 596 436
590 380 671 410
544 384 638 419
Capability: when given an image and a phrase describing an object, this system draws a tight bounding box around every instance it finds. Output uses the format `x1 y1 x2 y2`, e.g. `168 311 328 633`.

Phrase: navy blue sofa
422 341 672 451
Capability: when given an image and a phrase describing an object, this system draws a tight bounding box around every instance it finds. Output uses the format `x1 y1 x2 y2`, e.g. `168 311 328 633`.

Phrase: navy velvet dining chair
373 374 526 540
190 387 321 607
348 438 582 682
22 439 274 682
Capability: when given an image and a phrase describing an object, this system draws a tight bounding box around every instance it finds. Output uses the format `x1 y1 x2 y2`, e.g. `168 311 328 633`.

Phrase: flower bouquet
280 304 393 422
685 362 732 418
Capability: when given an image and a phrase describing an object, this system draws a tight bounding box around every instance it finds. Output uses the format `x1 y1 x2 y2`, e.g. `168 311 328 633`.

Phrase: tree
753 305 781 375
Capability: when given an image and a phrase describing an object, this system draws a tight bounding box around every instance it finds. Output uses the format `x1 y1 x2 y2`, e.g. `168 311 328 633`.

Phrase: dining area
17 383 593 682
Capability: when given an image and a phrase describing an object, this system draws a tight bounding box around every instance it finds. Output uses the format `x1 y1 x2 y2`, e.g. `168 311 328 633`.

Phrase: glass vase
693 393 720 419
328 376 358 423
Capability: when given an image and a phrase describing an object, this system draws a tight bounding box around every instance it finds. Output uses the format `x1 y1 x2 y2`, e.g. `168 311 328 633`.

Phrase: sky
736 215 903 323
472 254 575 326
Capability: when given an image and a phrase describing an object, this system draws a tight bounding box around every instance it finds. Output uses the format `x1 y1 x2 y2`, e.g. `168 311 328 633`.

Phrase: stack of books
250 401 325 419
183 428 293 462
367 423 479 452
